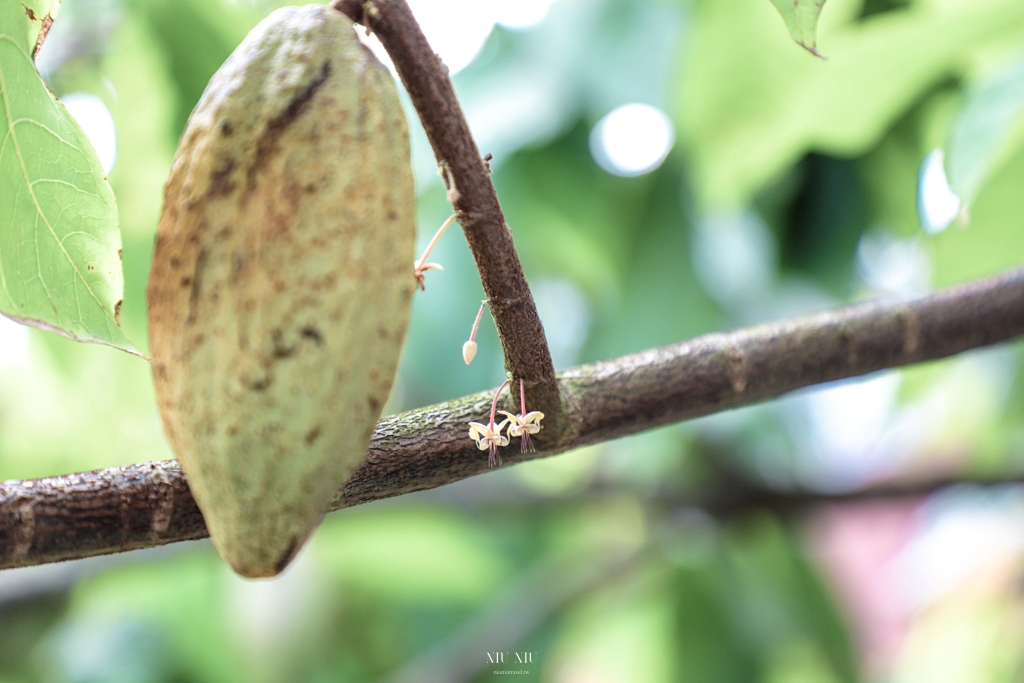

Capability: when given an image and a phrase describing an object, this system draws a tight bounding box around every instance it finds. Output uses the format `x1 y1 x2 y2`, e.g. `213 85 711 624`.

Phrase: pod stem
330 0 566 438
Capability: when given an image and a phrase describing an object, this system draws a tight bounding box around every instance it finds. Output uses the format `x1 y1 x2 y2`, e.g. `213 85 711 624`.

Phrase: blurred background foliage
1 0 1024 680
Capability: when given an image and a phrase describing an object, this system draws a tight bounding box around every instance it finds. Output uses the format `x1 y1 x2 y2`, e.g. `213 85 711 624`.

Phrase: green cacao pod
146 4 415 577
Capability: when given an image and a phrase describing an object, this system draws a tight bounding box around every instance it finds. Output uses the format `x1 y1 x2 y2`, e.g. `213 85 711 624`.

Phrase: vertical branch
330 0 567 438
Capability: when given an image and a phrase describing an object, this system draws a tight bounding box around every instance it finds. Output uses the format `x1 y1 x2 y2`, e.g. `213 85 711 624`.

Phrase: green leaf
0 1 135 352
769 0 828 58
945 52 1024 205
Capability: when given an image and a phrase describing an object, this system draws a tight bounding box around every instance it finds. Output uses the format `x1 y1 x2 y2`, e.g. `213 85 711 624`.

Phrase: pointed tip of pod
214 528 310 579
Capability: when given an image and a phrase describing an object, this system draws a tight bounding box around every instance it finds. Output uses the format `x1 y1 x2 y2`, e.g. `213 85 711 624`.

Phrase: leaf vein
0 50 120 337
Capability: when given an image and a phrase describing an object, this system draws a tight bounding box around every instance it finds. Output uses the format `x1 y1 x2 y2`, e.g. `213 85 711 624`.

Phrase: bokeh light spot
590 103 675 177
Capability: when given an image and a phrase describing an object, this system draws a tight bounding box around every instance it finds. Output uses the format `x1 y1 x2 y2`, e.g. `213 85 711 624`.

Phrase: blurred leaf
723 515 857 683
553 588 676 682
679 0 1024 210
0 593 68 679
855 103 929 236
0 1 133 352
945 52 1024 205
103 11 178 347
672 563 758 682
314 507 508 603
768 0 828 58
133 0 261 138
667 513 857 683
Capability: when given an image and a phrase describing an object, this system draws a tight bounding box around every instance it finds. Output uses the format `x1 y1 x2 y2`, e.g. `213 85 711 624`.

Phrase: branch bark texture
1 269 1023 570
329 0 564 425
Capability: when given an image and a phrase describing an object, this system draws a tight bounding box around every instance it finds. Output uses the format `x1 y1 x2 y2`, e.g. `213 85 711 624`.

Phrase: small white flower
498 410 544 453
413 261 444 291
468 418 509 467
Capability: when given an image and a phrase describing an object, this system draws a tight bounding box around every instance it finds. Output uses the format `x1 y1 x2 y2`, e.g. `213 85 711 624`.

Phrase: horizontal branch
1 268 1023 570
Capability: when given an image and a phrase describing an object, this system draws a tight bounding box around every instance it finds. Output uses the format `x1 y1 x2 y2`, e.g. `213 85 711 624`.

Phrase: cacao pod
147 4 415 577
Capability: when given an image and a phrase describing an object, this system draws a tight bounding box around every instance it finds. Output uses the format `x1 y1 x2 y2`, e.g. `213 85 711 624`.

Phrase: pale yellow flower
499 410 544 453
468 418 510 467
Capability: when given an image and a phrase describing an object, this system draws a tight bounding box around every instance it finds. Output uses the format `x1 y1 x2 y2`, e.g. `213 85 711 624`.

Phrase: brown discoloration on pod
146 5 415 578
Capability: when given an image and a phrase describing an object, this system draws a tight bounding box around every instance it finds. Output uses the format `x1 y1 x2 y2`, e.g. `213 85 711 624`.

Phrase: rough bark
1 268 1022 570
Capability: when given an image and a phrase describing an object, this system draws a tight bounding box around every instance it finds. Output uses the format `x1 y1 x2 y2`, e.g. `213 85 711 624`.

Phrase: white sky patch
61 93 117 176
364 0 541 76
917 148 961 235
406 0 497 74
0 315 31 370
495 0 558 30
590 103 675 177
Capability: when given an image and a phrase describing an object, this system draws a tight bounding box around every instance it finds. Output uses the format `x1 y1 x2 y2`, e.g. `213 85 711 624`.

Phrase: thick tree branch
328 0 564 427
0 269 1022 569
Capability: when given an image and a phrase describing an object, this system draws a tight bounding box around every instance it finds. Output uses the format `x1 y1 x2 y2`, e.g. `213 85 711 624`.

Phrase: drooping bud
463 340 478 365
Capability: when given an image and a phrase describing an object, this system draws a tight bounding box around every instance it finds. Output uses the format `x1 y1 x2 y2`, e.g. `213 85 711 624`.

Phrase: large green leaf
945 52 1024 205
0 1 134 352
769 0 828 58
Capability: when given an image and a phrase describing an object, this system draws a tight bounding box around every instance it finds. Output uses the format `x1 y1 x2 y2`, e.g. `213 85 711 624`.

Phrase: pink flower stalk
499 379 544 454
463 300 487 364
413 214 457 290
468 379 511 467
